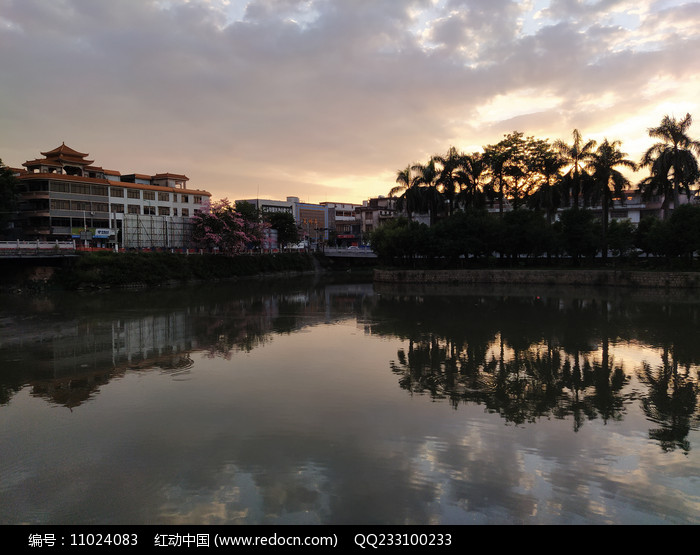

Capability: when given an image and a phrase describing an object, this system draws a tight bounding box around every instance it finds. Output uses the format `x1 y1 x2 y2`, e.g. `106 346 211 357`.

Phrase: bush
53 252 314 289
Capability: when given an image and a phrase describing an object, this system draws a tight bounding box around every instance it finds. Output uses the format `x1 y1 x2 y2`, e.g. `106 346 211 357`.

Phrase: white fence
0 240 76 257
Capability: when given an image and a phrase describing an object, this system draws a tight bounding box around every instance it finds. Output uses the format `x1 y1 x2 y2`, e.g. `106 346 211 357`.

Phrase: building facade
237 196 330 249
13 144 211 249
321 202 363 246
356 196 397 238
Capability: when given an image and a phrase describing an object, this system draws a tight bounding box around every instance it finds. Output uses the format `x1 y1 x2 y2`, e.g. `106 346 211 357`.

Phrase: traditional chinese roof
40 143 89 159
26 142 94 167
22 158 62 168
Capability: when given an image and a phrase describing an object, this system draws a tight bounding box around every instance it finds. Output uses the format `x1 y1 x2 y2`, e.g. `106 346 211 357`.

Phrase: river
1 275 699 524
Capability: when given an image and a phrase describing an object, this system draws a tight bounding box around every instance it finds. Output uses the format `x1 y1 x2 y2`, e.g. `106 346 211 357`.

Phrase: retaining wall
373 268 700 289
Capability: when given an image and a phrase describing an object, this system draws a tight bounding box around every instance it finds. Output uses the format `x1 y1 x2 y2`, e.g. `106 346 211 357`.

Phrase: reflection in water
370 285 700 453
0 278 699 524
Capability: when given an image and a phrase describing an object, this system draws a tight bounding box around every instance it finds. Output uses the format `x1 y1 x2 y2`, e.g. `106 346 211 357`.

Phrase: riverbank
374 267 700 289
44 251 317 291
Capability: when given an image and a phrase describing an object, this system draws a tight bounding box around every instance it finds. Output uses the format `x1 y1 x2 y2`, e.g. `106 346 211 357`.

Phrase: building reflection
0 279 375 408
1 279 698 453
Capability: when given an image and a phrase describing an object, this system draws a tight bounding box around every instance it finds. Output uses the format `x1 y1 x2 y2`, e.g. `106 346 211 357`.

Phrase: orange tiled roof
153 172 189 181
23 158 62 168
40 142 89 159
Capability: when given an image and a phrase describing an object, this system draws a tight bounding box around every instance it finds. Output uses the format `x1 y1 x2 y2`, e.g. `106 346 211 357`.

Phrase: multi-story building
321 202 362 246
356 196 397 238
237 196 330 249
13 143 211 248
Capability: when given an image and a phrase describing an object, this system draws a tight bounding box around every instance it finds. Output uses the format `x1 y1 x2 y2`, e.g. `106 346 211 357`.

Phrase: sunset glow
1 0 698 204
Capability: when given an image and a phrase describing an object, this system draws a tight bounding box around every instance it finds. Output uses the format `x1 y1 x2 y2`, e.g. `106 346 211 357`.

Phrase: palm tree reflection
378 288 698 451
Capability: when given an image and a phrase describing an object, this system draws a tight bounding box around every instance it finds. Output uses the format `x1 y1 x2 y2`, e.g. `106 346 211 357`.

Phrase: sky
1 0 699 205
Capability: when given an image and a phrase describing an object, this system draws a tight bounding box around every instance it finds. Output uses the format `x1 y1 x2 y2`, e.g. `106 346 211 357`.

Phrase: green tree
484 132 549 213
483 132 526 215
265 211 299 248
432 208 497 262
640 113 700 218
607 219 636 258
497 209 550 259
555 208 600 264
369 218 431 265
0 160 20 237
586 139 637 259
635 215 667 258
664 204 700 260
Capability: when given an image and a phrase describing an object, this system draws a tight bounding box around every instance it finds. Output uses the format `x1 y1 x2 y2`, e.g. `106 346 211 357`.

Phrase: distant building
12 143 211 249
237 196 330 249
321 202 363 246
356 196 396 238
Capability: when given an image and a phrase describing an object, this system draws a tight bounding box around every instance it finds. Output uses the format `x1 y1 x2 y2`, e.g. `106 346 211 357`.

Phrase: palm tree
586 139 637 259
527 141 566 223
433 146 466 216
641 113 700 218
528 153 564 224
455 152 488 209
390 165 423 221
638 155 674 219
390 165 412 199
412 158 442 225
554 129 597 208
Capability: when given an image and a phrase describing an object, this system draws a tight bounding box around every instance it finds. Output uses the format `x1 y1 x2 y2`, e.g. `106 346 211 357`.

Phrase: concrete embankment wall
374 268 700 289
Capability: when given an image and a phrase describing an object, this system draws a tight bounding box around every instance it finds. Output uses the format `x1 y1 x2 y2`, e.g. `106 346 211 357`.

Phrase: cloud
0 0 698 203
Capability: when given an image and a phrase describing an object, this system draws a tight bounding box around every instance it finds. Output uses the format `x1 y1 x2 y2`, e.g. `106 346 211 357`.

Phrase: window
93 203 109 212
71 184 91 195
143 206 155 215
71 201 91 211
158 207 170 216
110 188 124 198
127 189 140 199
50 181 70 193
193 195 203 204
92 185 108 196
50 199 70 210
158 192 170 202
181 195 189 203
173 208 178 216
181 208 189 217
127 205 140 214
111 204 125 213
143 191 155 201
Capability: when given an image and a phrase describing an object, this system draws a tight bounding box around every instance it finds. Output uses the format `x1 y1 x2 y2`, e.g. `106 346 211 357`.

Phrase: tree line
377 113 700 264
370 203 700 265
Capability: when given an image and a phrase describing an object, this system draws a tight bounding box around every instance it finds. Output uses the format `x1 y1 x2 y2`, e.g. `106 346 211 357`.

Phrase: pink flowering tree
191 198 267 254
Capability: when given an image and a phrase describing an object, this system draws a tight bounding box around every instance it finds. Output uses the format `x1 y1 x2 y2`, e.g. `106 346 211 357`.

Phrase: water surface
1 277 699 524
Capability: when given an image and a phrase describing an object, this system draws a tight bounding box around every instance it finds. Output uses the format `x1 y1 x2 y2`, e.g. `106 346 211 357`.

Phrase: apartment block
13 143 211 249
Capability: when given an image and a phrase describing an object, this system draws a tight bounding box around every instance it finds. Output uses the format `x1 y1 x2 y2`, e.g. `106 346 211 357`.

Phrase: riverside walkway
0 240 77 258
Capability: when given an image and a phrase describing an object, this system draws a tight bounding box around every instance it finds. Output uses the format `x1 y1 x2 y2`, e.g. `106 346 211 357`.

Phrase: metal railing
0 240 77 257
